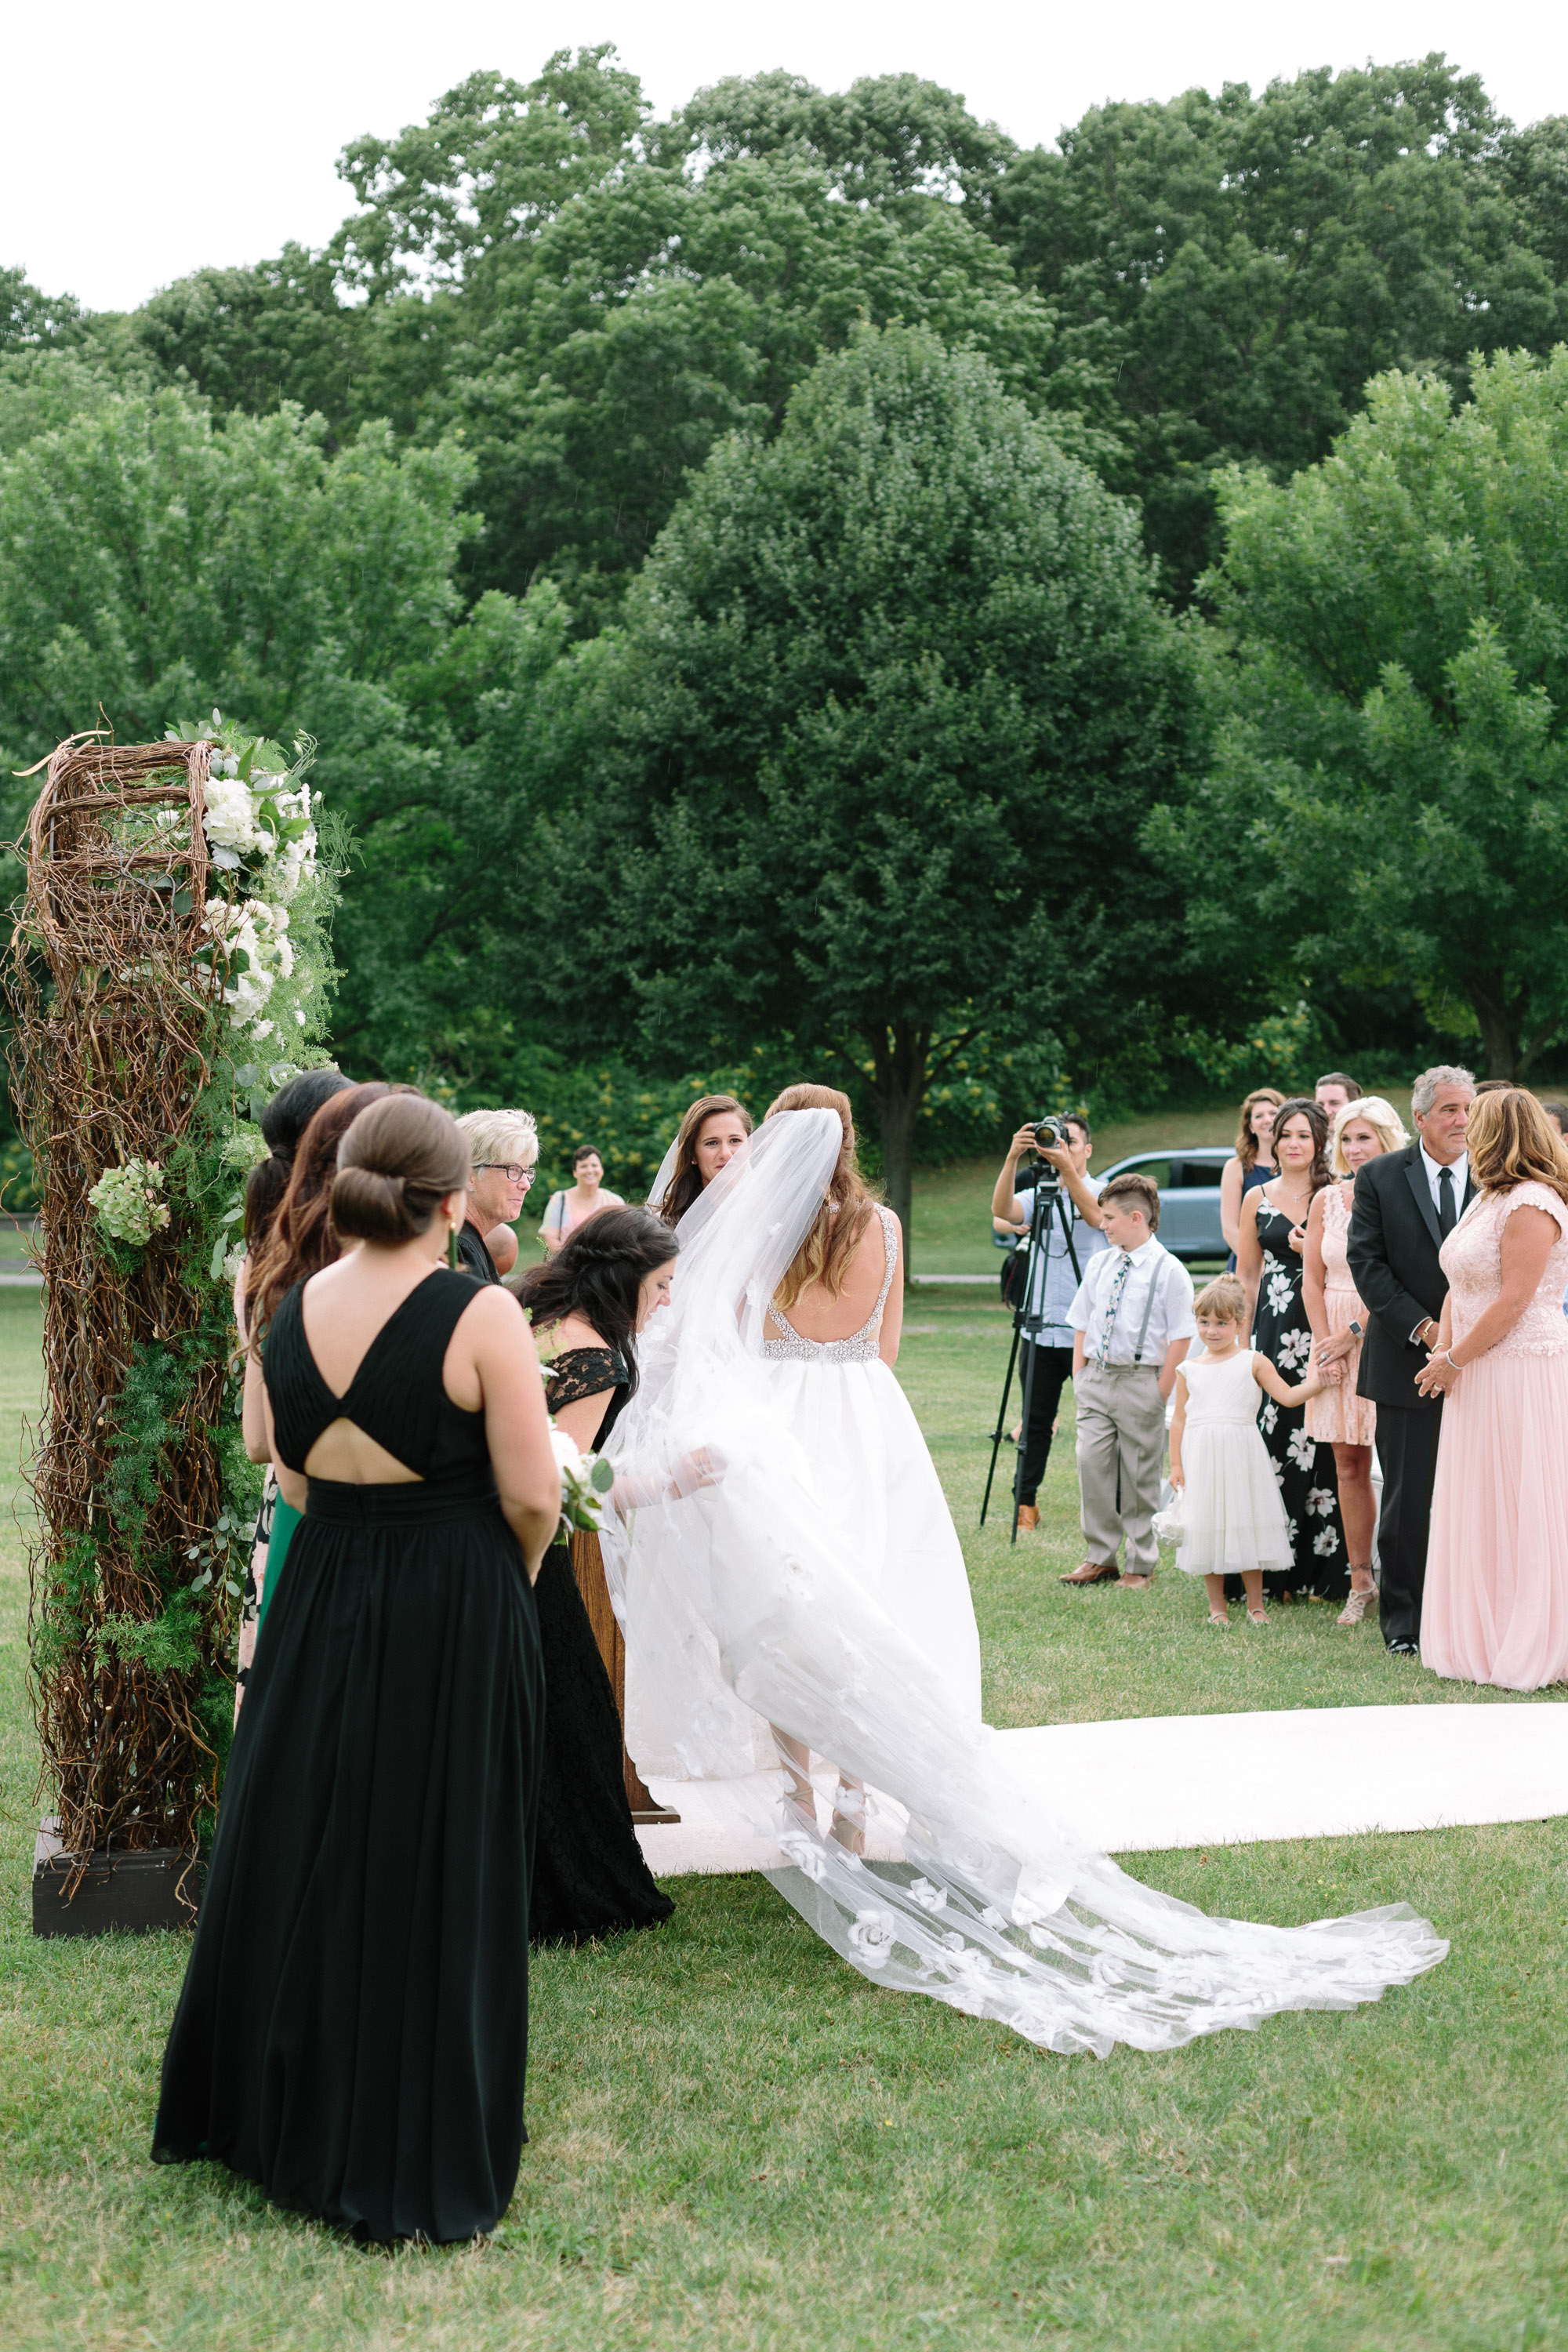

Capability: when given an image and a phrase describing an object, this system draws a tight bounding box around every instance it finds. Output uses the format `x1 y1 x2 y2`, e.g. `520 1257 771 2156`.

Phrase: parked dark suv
1097 1147 1234 1263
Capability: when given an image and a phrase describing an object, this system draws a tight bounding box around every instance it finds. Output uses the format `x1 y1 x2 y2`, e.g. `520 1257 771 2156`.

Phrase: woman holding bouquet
515 1208 678 1944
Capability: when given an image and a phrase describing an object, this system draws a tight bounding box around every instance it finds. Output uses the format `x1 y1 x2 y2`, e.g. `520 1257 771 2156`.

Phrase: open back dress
152 1266 544 2245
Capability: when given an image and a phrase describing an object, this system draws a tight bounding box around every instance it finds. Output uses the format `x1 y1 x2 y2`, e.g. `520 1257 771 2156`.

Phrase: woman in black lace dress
154 1096 561 2242
1237 1097 1348 1604
515 1209 679 1944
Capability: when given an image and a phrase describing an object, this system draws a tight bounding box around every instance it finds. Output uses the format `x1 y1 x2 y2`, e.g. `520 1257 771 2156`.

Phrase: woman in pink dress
1304 1096 1410 1628
1417 1090 1568 1691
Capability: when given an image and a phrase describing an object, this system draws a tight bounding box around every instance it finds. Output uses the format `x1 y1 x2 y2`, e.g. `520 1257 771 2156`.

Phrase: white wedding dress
604 1112 1446 2058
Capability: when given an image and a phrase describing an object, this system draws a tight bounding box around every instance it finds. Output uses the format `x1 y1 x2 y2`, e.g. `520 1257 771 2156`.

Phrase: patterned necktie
1098 1253 1134 1365
1438 1164 1456 1239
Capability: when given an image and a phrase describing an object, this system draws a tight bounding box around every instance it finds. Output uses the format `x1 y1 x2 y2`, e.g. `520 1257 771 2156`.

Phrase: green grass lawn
2 1283 1565 2349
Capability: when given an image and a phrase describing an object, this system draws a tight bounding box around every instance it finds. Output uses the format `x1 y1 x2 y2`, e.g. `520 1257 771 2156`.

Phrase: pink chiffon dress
1305 1183 1377 1447
1421 1181 1568 1690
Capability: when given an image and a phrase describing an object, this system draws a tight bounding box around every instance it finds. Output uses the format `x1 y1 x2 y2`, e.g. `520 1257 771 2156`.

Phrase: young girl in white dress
1168 1276 1330 1626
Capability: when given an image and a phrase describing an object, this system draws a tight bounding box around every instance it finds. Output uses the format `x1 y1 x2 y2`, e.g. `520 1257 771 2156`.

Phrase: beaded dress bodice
763 1204 898 1363
1441 1184 1568 1359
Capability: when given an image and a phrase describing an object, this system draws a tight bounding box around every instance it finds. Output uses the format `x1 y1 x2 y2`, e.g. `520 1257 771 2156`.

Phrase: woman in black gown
514 1208 679 1945
154 1094 561 2244
1237 1096 1348 1604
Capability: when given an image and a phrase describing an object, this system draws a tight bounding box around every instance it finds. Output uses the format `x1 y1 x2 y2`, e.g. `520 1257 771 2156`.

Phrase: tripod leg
979 1322 1023 1530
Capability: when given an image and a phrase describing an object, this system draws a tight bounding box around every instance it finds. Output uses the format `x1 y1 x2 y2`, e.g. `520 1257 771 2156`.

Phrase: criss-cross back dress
152 1266 544 2245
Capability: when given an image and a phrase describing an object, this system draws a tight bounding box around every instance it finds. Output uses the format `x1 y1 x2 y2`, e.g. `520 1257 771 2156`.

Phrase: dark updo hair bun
245 1066 357 1248
332 1094 470 1246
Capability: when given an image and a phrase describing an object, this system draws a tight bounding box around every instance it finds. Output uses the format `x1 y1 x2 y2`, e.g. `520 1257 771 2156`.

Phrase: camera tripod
979 1163 1085 1544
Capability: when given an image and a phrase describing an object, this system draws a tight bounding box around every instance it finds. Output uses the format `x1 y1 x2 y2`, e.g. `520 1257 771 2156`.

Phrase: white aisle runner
635 1701 1568 1875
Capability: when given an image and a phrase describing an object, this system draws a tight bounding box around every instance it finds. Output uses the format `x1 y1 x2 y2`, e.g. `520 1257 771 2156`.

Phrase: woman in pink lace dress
1417 1091 1568 1690
1304 1097 1410 1627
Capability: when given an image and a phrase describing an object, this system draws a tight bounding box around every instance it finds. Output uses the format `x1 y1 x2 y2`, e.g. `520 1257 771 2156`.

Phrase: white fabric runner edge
636 1700 1568 1875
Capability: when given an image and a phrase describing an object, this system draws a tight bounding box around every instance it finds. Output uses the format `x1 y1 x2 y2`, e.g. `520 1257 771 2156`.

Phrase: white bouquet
549 1422 615 1547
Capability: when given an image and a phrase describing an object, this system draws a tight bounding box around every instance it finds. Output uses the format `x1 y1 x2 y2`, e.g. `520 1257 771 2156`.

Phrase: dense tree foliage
4 46 1568 1177
1160 351 1568 1079
993 61 1568 588
514 330 1199 1240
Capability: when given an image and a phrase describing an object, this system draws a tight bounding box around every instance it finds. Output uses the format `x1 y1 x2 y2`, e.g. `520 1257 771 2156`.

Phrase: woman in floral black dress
1237 1098 1348 1603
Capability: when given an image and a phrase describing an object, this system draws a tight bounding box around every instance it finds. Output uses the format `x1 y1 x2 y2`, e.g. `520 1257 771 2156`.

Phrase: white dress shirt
1068 1238 1197 1366
1419 1142 1468 1221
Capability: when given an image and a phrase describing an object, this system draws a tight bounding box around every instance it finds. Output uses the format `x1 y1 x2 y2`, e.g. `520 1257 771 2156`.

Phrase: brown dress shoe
1118 1573 1154 1591
1015 1504 1040 1531
1060 1561 1120 1584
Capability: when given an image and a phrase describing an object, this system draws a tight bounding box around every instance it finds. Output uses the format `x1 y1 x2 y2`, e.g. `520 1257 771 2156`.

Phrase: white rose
846 1908 898 1970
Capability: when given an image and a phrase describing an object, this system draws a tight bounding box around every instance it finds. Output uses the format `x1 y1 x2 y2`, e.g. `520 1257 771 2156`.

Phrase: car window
1172 1160 1222 1189
1120 1156 1171 1190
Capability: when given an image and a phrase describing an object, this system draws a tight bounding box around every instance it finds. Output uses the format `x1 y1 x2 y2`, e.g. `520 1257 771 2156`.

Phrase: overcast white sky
9 1 1566 313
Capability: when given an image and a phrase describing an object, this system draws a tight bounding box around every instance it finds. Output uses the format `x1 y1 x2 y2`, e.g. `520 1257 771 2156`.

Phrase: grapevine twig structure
8 731 235 1875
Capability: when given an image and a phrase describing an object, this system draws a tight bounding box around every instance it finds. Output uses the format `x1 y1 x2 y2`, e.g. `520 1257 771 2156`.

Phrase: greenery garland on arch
6 716 340 1876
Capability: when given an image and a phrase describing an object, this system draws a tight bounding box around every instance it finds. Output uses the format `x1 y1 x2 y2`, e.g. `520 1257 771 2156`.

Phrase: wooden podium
568 1529 679 1825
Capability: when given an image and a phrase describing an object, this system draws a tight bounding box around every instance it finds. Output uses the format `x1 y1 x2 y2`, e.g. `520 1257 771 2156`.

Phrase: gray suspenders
1131 1251 1162 1365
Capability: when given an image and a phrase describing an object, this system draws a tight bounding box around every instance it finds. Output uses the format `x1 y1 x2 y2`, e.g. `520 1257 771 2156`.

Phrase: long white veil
602 1111 1446 2057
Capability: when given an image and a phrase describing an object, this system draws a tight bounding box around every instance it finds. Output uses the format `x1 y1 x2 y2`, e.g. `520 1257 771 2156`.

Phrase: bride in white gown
604 1102 1446 2058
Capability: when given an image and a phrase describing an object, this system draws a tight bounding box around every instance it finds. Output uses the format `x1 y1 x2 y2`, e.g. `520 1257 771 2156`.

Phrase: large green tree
522 328 1199 1247
991 60 1568 590
1160 350 1568 1079
0 384 566 1083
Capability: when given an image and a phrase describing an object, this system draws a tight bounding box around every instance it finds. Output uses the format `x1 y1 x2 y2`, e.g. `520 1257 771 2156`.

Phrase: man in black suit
1341 1066 1475 1654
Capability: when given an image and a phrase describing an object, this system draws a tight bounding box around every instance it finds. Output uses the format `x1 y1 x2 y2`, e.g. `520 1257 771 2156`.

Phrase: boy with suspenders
1062 1173 1197 1590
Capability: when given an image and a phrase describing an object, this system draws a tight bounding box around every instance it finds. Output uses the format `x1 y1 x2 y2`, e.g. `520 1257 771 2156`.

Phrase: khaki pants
1074 1361 1166 1577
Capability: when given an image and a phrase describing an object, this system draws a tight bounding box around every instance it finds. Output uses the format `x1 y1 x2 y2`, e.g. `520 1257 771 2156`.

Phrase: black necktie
1438 1164 1456 1238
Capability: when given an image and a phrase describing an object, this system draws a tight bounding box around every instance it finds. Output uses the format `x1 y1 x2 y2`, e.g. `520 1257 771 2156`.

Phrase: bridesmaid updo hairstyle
1193 1276 1247 1325
243 1067 355 1249
514 1206 679 1396
1267 1097 1333 1196
331 1094 471 1246
1465 1090 1568 1207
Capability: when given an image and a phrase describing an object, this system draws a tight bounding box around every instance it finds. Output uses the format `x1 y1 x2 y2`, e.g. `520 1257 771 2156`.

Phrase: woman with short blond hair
1304 1095 1409 1626
1417 1090 1568 1689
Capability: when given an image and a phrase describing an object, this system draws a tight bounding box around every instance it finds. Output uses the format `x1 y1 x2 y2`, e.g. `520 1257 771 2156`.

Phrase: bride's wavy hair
514 1207 678 1395
765 1083 880 1308
1466 1089 1568 1207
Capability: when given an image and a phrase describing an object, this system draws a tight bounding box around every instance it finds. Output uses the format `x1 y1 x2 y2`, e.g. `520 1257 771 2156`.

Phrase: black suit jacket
1345 1145 1474 1410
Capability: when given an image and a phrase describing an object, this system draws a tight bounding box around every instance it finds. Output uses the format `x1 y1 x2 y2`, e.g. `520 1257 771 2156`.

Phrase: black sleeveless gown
152 1269 545 2244
530 1346 674 1944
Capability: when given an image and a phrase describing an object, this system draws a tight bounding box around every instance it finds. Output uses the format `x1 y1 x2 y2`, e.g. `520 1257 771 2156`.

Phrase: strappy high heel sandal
830 1778 868 1856
1247 1607 1269 1627
1337 1575 1377 1628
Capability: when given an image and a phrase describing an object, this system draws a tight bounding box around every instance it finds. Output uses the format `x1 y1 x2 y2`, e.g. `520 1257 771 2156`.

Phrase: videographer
990 1116 1108 1531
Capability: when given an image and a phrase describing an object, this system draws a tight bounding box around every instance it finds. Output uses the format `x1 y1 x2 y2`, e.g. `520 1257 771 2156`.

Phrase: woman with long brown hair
231 1069 354 1716
1220 1085 1283 1269
650 1093 753 1226
749 1083 980 1849
1417 1090 1568 1689
1236 1095 1348 1603
238 1081 390 1645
